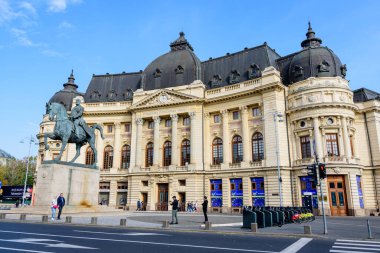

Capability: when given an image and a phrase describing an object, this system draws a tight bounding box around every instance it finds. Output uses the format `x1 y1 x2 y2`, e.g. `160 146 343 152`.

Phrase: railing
229 163 241 168
176 166 187 171
210 164 221 170
250 160 263 167
324 156 345 162
205 78 262 96
294 158 315 166
140 167 150 172
158 166 170 172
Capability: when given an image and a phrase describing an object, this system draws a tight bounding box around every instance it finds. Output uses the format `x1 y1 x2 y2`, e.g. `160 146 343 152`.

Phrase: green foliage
0 157 36 186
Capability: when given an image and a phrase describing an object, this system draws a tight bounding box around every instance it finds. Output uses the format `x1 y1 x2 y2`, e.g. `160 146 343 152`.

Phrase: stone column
204 113 211 165
113 122 121 169
135 118 143 167
170 114 178 166
129 114 137 170
189 112 197 165
96 123 104 168
313 117 323 160
240 106 250 163
221 110 231 165
153 116 161 166
109 180 117 207
290 122 298 161
342 117 352 159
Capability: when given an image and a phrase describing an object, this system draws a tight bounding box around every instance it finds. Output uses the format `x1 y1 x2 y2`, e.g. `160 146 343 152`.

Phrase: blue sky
1 0 379 159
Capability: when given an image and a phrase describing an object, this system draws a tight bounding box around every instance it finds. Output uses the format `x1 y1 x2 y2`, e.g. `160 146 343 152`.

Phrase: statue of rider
71 99 91 137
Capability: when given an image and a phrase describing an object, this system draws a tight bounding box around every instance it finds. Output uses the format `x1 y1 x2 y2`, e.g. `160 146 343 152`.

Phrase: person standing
170 196 179 224
136 199 141 211
57 193 65 220
51 197 58 221
202 196 208 223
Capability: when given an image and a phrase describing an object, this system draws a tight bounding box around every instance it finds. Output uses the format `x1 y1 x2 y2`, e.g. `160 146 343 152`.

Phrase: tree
0 157 36 186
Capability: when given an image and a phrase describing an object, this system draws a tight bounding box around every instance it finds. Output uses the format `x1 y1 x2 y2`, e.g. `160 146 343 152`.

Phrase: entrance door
327 176 348 216
178 192 186 212
141 193 147 211
157 183 168 211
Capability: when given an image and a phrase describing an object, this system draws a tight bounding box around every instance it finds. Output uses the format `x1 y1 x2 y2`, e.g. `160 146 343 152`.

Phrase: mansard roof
353 88 380 103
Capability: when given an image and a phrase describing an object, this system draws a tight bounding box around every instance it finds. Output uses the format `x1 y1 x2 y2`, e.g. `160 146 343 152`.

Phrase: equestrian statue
44 99 104 166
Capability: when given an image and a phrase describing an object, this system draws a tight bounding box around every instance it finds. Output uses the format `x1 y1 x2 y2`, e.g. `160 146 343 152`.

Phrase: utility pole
315 155 328 234
274 111 284 207
21 135 35 206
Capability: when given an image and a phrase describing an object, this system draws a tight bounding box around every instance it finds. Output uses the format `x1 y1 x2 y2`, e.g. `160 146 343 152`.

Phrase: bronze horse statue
44 102 104 165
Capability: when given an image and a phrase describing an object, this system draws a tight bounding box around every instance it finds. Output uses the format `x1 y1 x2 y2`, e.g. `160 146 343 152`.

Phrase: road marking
279 238 313 253
327 222 380 229
0 238 97 249
330 250 375 253
74 230 169 236
0 229 276 253
200 222 242 228
336 242 380 247
337 240 380 244
0 247 53 253
333 246 380 251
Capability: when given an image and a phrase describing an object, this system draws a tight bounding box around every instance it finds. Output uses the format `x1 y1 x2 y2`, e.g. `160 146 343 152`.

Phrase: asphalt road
0 221 379 253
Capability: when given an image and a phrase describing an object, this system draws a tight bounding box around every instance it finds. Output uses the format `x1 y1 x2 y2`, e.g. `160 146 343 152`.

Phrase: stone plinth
34 161 99 208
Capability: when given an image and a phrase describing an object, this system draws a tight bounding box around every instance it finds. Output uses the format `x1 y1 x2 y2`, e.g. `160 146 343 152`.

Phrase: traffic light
318 163 327 179
307 164 317 182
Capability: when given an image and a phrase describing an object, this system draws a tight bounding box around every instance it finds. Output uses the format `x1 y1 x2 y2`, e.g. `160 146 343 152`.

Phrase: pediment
131 89 200 109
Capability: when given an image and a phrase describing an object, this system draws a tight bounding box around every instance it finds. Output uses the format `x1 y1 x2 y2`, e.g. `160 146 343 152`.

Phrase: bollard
205 221 212 230
0 213 6 219
20 214 26 221
251 223 258 233
367 219 374 239
42 215 48 222
120 218 127 226
65 216 72 223
304 225 312 235
90 217 97 225
162 221 169 228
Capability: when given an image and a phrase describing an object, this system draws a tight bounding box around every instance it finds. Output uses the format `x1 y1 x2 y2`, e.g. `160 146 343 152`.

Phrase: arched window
212 138 223 165
103 145 114 170
121 144 131 169
85 146 95 165
252 132 264 161
181 139 190 166
146 142 154 167
163 141 172 166
232 135 243 163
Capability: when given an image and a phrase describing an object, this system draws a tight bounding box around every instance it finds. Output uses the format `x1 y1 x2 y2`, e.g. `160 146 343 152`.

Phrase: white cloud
0 0 19 25
42 49 63 57
19 1 37 17
10 27 34 46
48 0 82 13
58 20 73 29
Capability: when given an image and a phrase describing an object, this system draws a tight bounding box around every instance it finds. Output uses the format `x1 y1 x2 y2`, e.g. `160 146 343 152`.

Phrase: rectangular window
357 175 364 209
230 183 235 190
350 136 354 157
107 125 113 133
252 107 261 117
99 182 110 189
326 133 339 156
251 182 256 190
211 184 215 191
232 111 240 120
251 177 265 207
300 136 311 159
183 117 190 126
179 180 186 186
148 121 154 129
213 114 221 123
210 179 222 207
142 181 148 187
117 182 128 190
165 119 172 127
124 123 131 132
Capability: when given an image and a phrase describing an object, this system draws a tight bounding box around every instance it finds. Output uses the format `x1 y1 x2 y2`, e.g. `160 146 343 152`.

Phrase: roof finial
301 21 322 48
63 69 78 89
170 31 194 51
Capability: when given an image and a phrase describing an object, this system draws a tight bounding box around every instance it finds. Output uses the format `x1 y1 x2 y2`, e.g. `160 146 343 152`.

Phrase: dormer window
318 60 330 73
175 65 184 74
210 74 222 88
123 89 133 100
293 65 304 78
107 90 117 102
248 64 261 79
229 70 240 84
90 90 101 101
153 68 162 78
340 64 347 78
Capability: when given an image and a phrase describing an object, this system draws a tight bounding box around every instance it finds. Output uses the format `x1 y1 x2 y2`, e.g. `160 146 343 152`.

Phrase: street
0 221 379 253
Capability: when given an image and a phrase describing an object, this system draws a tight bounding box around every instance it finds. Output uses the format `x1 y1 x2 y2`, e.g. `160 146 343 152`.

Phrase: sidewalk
1 209 379 240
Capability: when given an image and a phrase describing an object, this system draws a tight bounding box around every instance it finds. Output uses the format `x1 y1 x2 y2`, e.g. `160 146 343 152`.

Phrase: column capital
189 112 196 119
170 114 179 121
239 105 248 113
153 116 161 124
136 118 144 125
220 109 228 117
115 122 121 129
203 112 210 119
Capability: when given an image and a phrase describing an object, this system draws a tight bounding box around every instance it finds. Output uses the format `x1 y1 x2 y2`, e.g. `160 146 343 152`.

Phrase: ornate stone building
36 24 380 216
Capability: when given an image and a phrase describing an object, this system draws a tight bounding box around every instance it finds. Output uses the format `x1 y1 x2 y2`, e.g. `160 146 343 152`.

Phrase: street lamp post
274 111 284 207
20 135 36 206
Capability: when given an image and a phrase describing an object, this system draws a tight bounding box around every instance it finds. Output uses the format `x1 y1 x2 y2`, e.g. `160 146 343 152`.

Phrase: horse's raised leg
56 137 68 161
70 143 82 163
44 132 55 150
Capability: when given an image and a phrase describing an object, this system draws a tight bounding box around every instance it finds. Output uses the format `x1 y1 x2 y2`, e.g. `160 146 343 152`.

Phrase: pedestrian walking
202 196 208 223
170 196 179 224
136 199 141 211
56 193 65 220
194 200 198 212
51 197 58 220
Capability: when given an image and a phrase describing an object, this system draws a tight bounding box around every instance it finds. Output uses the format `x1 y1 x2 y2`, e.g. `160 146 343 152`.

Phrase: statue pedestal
34 161 99 208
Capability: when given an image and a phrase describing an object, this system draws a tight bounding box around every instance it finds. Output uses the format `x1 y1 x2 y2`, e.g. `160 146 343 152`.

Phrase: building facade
36 24 380 216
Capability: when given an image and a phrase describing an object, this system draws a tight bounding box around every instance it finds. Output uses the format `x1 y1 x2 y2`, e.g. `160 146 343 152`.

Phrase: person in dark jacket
57 193 65 220
202 196 208 223
170 196 179 224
